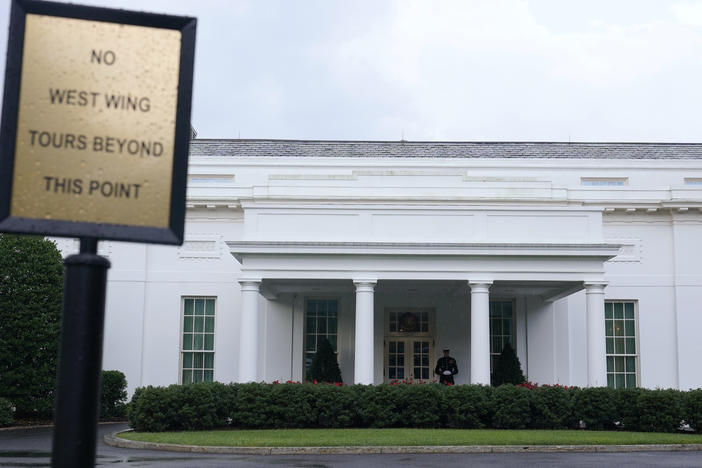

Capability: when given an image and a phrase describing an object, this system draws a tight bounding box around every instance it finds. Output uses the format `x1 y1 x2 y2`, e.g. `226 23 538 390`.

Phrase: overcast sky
1 0 702 142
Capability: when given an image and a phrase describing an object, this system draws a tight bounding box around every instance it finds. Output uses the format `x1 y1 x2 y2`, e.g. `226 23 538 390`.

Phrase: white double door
385 337 435 382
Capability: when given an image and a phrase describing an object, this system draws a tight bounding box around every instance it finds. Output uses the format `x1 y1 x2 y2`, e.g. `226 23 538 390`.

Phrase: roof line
191 138 702 145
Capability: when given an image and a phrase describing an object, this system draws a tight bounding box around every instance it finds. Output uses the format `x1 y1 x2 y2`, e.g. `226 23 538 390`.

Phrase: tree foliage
307 338 343 383
491 342 526 387
0 234 63 417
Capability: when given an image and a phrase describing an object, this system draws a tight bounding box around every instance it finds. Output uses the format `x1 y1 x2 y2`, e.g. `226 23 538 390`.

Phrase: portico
228 241 618 386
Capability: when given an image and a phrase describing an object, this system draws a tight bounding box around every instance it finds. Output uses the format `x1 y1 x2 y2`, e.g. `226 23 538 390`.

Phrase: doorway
384 307 435 382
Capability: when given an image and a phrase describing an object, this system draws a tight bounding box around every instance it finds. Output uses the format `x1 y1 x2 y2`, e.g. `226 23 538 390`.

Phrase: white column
470 281 492 385
238 279 261 383
353 280 376 385
585 282 608 387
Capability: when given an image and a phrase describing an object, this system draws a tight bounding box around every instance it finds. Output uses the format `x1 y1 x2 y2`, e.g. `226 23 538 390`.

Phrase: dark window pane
204 353 214 368
615 356 625 372
614 303 623 319
615 374 625 388
607 356 614 372
614 320 624 336
491 318 502 335
194 334 203 350
183 352 193 368
194 317 204 333
193 370 203 383
317 319 327 334
389 368 396 379
626 373 636 388
624 320 635 338
624 302 634 319
205 317 214 333
328 317 337 334
397 368 404 379
184 299 193 316
414 355 420 366
184 316 193 333
204 370 213 382
194 353 203 368
183 334 192 350
195 299 204 316
327 335 337 351
389 342 396 353
422 368 429 379
389 355 396 367
604 302 613 318
205 300 215 316
625 337 636 354
615 338 624 354
182 370 192 384
605 321 613 337
204 334 214 350
606 338 614 354
398 342 404 353
626 356 636 373
607 374 614 388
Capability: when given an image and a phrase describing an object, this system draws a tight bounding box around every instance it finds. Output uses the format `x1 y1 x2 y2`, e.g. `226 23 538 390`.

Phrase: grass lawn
119 428 702 447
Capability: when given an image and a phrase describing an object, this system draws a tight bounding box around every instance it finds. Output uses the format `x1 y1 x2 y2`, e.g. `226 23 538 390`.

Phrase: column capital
353 279 377 292
584 282 608 294
238 278 262 291
468 280 492 293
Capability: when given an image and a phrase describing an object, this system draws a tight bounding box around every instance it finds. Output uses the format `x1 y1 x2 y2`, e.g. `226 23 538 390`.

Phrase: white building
55 139 702 395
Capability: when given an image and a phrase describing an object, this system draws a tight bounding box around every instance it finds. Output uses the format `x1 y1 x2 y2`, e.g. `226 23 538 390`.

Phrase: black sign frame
0 0 196 245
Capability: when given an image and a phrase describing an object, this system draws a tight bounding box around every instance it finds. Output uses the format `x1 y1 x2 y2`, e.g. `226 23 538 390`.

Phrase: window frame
179 296 217 384
604 299 639 389
489 300 516 372
303 297 341 376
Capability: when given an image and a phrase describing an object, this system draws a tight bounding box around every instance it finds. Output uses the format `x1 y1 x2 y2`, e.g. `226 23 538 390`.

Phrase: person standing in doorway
435 348 458 385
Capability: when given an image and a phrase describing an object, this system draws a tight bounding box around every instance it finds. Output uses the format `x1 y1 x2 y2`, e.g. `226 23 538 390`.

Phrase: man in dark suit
435 348 458 385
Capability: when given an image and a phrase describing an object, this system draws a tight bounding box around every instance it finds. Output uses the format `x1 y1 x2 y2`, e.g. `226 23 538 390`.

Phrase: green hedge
0 398 13 427
100 370 128 419
128 382 702 433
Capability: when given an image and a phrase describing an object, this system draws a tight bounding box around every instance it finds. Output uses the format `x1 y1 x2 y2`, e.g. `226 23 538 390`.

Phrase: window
304 299 338 373
581 177 628 186
489 301 514 371
181 297 215 383
605 301 638 388
684 178 702 185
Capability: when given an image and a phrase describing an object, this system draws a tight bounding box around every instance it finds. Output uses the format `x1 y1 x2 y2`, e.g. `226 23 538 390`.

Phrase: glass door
385 338 434 382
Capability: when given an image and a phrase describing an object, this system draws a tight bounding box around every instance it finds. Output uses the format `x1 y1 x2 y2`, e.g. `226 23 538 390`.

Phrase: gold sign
10 14 181 228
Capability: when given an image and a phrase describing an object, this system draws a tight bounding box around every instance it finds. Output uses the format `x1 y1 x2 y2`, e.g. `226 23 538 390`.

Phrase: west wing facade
54 140 702 395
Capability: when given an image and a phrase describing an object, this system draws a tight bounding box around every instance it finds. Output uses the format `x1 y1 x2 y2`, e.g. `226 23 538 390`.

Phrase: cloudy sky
1 0 702 141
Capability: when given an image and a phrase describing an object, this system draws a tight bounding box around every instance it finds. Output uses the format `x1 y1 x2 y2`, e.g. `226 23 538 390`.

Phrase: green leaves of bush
127 381 702 433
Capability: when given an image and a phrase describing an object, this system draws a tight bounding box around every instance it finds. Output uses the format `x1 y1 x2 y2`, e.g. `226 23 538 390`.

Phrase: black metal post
51 238 111 468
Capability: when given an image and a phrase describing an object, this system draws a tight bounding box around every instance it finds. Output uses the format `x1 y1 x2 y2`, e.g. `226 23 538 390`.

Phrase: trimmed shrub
231 382 316 429
126 381 702 433
128 382 234 432
635 388 684 433
312 384 360 428
572 387 617 430
684 389 702 432
493 385 531 429
529 385 574 429
396 383 442 428
100 370 128 419
0 398 13 427
491 343 526 387
441 384 494 429
358 384 403 427
307 338 343 384
613 387 642 430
